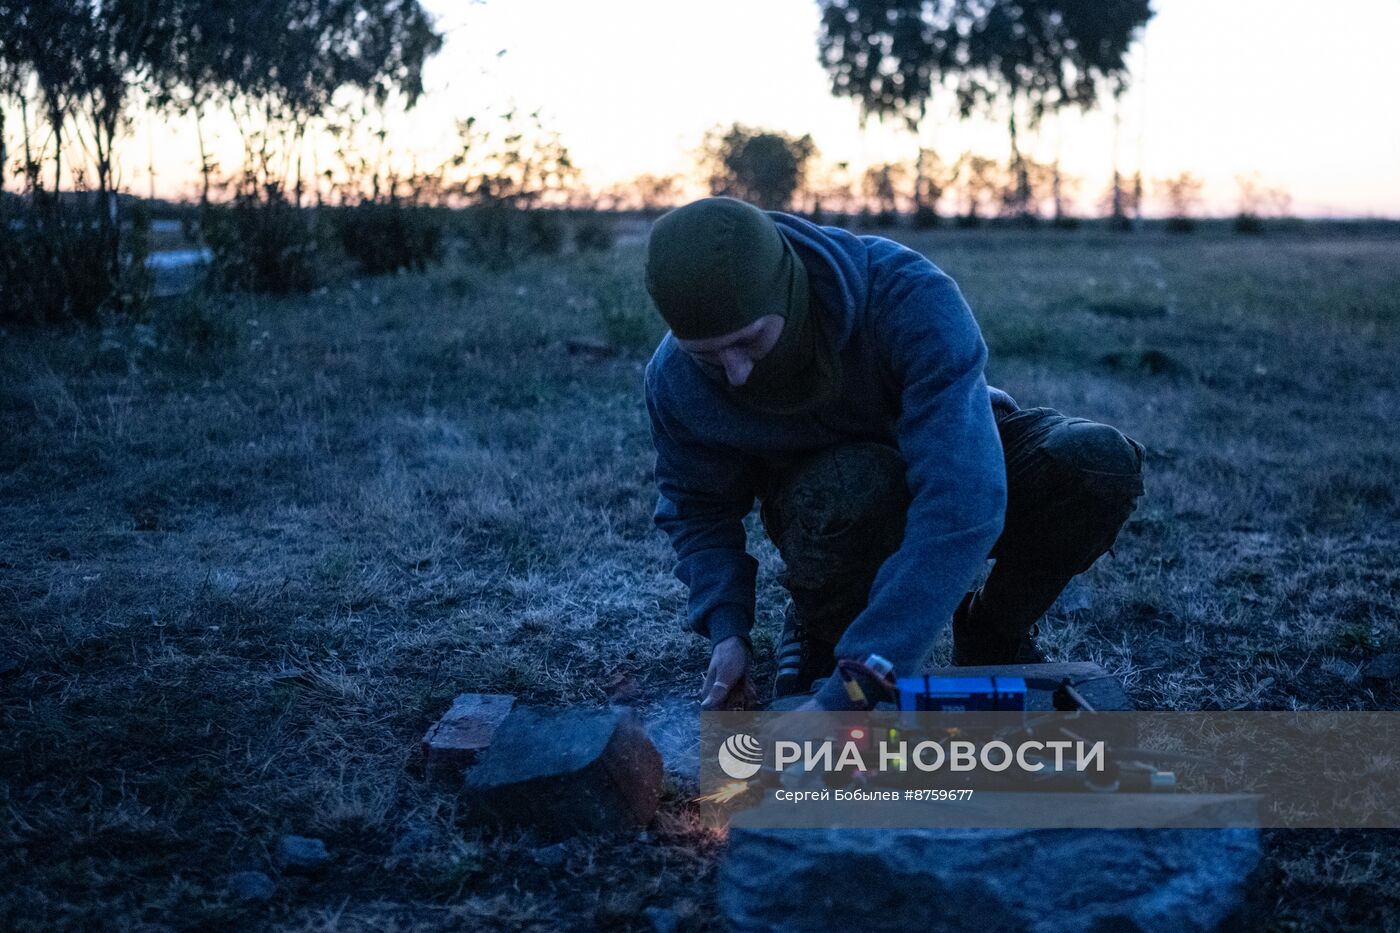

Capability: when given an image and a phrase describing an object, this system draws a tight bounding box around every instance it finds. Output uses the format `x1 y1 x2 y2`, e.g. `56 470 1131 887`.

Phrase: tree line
696 123 1293 233
0 0 441 322
0 0 1295 328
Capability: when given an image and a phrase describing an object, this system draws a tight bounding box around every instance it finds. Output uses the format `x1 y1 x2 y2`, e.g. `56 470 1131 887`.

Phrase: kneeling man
643 198 1144 711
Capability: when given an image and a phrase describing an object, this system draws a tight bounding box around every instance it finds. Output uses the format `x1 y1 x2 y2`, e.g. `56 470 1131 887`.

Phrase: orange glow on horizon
44 0 1399 217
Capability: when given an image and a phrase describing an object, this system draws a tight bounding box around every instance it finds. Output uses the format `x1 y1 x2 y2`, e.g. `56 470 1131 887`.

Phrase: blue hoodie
644 212 1008 708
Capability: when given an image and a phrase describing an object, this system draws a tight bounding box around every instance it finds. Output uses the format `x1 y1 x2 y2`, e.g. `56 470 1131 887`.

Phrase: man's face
674 314 785 387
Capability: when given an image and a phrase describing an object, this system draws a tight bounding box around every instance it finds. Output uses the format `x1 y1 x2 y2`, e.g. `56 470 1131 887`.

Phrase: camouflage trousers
758 407 1147 647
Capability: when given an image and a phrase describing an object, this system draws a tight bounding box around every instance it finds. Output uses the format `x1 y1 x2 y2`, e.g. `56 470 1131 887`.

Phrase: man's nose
721 350 754 386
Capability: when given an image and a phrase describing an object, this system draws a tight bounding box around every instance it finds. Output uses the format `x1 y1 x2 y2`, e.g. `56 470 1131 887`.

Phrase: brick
422 693 515 782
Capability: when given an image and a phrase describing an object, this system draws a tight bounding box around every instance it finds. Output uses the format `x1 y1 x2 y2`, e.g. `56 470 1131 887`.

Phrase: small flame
695 780 750 804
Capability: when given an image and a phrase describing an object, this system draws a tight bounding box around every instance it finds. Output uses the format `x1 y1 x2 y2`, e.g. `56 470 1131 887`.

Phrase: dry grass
2 225 1398 930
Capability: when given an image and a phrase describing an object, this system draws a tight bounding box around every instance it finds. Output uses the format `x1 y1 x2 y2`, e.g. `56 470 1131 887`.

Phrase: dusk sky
127 0 1400 216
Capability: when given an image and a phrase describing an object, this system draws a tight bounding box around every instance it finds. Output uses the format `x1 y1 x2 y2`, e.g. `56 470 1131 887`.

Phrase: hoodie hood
769 211 871 352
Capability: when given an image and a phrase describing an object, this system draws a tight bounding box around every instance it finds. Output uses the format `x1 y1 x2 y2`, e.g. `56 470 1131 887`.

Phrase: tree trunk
293 120 305 209
1007 105 1029 217
20 89 35 191
1052 161 1067 222
1109 95 1127 228
52 115 62 196
194 100 211 207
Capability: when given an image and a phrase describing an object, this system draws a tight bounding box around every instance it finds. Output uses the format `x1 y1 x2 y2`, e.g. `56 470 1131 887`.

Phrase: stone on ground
721 825 1260 932
530 842 569 867
422 693 515 782
384 825 433 870
277 835 330 874
226 870 275 901
463 707 662 839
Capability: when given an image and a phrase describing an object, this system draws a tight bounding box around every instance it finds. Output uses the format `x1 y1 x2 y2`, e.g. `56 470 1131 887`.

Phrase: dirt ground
2 225 1398 930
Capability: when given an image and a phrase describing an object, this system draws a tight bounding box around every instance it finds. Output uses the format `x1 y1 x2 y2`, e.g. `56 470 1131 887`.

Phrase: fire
695 780 750 804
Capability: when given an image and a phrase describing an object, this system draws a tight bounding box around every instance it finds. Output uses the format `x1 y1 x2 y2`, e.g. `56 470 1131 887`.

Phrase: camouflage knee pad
994 408 1146 573
760 443 910 633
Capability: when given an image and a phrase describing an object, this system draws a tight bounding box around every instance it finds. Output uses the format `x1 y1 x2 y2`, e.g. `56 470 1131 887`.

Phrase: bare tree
1050 160 1081 227
912 148 953 227
862 161 909 224
1157 171 1204 232
952 153 1004 226
1234 172 1291 234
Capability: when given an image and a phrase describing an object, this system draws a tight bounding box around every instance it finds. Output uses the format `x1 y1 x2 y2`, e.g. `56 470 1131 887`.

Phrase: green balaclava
644 197 839 415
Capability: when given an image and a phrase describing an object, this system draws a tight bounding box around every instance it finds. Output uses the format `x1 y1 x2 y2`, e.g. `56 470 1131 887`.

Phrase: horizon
15 0 1400 219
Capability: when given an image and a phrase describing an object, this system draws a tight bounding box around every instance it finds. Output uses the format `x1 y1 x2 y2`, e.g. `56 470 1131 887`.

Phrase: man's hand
699 636 756 710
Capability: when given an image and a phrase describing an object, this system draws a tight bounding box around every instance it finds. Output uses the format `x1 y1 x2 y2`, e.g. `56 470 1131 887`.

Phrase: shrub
911 206 940 230
335 201 443 275
460 202 512 266
460 205 577 266
1233 214 1266 235
0 195 150 326
202 185 323 293
525 210 566 256
573 214 616 253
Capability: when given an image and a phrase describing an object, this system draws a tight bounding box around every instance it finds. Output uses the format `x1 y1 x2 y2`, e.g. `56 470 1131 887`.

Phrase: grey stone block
721 824 1261 932
422 693 515 782
463 707 662 839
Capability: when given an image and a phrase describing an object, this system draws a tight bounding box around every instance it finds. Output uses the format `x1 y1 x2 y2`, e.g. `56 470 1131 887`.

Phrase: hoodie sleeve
814 255 1007 709
646 362 759 647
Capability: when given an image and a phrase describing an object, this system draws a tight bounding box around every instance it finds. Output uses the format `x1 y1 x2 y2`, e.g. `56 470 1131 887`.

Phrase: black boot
951 591 1047 667
773 603 837 698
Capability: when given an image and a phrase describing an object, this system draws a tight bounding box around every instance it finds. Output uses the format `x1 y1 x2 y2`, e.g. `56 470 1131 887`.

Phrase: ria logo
718 733 764 779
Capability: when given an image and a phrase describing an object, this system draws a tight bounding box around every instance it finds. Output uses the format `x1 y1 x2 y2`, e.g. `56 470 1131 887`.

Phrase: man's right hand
700 635 755 710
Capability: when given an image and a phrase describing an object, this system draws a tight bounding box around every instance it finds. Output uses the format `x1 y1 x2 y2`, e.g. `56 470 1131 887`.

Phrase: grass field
2 225 1399 930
